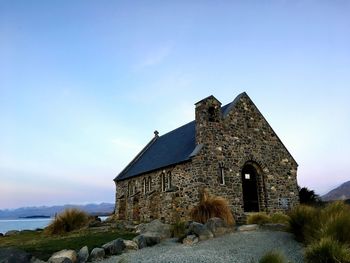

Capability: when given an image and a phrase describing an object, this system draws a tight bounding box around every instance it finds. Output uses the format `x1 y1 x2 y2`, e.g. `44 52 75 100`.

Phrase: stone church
114 92 299 223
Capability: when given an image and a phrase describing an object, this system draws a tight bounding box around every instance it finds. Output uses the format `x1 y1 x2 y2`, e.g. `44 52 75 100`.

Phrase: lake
0 216 108 234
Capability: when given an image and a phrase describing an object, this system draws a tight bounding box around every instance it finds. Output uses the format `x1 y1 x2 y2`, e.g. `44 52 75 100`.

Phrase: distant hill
322 181 350 201
0 203 115 219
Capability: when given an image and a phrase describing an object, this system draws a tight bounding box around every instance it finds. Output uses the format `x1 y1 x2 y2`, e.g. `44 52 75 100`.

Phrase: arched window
143 178 146 194
148 176 152 192
128 182 131 196
219 163 225 185
167 172 172 190
161 172 166 192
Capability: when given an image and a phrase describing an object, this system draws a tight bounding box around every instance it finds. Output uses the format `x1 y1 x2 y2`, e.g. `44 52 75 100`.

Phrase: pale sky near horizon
1 1 349 209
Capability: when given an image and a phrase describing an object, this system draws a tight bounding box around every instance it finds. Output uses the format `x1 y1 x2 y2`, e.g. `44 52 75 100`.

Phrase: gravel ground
101 230 304 263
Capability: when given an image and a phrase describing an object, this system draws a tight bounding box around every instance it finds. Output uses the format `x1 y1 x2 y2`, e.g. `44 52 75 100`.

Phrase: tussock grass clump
287 205 318 242
259 250 287 263
190 189 235 225
318 201 350 245
171 220 187 238
270 213 290 224
45 208 90 235
247 212 271 225
305 237 350 263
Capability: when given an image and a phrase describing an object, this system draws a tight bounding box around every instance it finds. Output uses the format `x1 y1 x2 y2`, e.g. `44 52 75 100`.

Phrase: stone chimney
194 95 222 145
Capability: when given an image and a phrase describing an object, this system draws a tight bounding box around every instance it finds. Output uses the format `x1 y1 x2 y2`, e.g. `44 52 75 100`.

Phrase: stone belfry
194 95 222 145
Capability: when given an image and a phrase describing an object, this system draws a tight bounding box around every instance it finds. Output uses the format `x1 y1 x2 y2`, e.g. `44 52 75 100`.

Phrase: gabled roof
114 93 246 182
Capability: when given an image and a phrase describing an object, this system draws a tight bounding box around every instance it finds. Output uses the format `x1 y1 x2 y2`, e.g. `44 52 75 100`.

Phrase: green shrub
270 212 290 224
190 189 235 225
318 201 350 245
305 237 350 263
247 212 271 225
259 250 287 263
288 205 318 242
171 220 187 238
45 208 90 235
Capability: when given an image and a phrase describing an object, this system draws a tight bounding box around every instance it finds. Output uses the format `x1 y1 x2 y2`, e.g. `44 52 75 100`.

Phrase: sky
0 0 349 209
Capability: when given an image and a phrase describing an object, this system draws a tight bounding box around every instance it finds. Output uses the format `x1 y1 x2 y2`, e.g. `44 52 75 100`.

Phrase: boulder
237 224 259 232
182 234 198 245
102 238 125 255
30 257 46 263
4 230 20 236
0 247 32 263
48 249 77 263
123 240 138 251
77 246 89 263
133 234 160 249
188 222 214 241
135 219 171 239
133 235 147 249
205 217 231 237
89 248 105 261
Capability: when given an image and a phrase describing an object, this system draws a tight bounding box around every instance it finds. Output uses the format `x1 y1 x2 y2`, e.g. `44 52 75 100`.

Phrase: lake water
0 216 109 234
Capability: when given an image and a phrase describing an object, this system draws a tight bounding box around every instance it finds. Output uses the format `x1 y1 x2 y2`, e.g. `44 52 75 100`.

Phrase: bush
270 213 290 224
247 212 271 225
318 201 350 245
171 220 187 239
45 208 90 235
287 205 318 242
305 237 350 263
190 189 235 225
259 250 287 263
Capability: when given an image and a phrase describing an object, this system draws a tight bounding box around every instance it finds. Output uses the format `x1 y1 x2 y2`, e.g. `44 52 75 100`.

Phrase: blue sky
1 1 349 209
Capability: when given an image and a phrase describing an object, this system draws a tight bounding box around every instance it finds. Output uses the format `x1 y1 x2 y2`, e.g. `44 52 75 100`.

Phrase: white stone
237 224 258 232
48 250 77 263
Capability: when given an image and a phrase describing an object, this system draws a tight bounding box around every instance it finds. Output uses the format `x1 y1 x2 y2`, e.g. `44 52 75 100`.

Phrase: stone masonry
114 92 299 223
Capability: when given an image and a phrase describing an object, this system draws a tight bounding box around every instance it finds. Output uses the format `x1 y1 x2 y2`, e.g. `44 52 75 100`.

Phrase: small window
208 106 215 122
161 172 166 192
245 173 250 180
143 178 146 194
167 172 172 190
219 163 225 185
148 176 152 192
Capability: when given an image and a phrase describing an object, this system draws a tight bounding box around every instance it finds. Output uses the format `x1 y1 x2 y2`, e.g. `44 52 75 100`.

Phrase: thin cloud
137 45 173 68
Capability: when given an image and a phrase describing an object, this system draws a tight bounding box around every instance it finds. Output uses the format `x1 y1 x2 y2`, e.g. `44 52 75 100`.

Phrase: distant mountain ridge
0 203 114 219
322 181 350 201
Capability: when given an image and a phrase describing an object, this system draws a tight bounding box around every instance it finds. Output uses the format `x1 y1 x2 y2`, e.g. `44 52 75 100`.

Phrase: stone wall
115 93 299 224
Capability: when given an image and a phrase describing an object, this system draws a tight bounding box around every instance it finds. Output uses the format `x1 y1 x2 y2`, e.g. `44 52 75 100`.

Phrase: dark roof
114 92 246 182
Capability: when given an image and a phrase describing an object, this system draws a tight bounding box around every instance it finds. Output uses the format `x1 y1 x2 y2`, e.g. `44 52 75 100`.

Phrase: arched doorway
241 163 260 212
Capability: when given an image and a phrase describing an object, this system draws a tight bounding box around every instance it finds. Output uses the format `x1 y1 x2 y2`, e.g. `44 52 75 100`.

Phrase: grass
305 237 350 263
258 251 287 263
270 213 290 224
190 189 235 225
247 212 271 225
171 220 187 239
288 201 350 263
0 228 136 260
45 208 90 235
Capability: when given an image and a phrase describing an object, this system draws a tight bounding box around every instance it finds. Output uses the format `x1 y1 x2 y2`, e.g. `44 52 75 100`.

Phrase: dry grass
190 189 235 225
259 250 287 263
45 208 90 235
247 212 271 225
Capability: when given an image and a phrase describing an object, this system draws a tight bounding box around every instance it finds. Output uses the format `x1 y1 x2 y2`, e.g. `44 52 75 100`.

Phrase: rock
133 235 147 249
188 222 214 241
0 247 32 263
135 219 171 239
48 258 72 263
89 248 105 261
123 240 138 251
77 246 89 263
133 234 160 248
102 238 125 255
48 249 77 263
4 230 20 236
237 224 259 232
182 234 199 245
30 257 46 263
205 217 231 237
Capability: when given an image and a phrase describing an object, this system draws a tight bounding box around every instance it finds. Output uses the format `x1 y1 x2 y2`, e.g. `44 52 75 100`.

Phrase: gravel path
101 230 304 263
